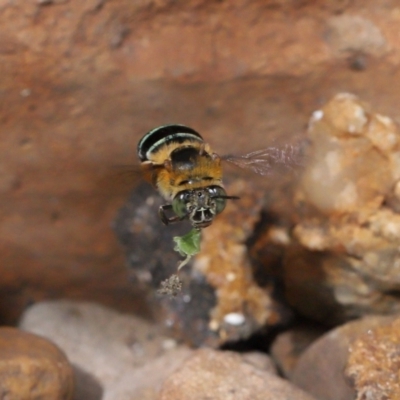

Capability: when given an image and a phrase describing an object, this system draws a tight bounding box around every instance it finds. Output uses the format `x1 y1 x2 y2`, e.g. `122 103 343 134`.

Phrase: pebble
0 327 73 399
159 348 317 400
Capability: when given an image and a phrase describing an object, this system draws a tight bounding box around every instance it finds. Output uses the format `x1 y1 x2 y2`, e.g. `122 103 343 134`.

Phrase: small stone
0 327 73 400
223 312 246 326
159 348 317 400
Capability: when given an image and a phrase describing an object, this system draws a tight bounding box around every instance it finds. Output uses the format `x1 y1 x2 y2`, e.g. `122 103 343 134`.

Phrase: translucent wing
223 143 304 176
90 164 147 197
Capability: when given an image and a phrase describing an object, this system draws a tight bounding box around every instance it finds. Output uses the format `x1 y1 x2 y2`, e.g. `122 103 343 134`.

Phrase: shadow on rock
73 365 103 400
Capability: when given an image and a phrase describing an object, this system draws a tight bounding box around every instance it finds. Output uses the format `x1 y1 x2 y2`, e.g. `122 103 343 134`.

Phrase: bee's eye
215 197 226 214
172 192 190 217
209 186 227 215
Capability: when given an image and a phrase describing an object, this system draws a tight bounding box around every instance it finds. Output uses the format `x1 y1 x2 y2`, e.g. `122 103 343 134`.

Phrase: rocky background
2 0 400 399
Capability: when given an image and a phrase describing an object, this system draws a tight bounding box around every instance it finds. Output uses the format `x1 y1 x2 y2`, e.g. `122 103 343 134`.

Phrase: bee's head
172 186 238 229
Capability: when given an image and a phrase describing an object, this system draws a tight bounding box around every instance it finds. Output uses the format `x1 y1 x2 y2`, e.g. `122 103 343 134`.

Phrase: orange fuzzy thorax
140 138 225 200
156 158 223 200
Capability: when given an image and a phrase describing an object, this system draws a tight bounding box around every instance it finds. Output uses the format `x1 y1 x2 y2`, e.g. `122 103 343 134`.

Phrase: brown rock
291 316 394 400
0 327 73 400
19 300 193 400
345 317 400 400
4 1 400 329
159 348 317 400
270 323 326 378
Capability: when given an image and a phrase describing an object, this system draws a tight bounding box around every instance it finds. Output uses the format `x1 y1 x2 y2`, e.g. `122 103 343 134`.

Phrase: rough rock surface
19 300 193 400
192 179 281 344
115 179 288 346
159 348 317 400
345 317 400 400
291 316 395 400
0 327 74 400
285 93 400 324
2 0 400 323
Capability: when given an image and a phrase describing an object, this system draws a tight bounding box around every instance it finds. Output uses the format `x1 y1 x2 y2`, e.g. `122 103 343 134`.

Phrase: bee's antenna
211 195 240 200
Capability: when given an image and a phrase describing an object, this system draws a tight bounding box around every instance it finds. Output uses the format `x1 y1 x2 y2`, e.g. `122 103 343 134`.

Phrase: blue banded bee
137 124 302 229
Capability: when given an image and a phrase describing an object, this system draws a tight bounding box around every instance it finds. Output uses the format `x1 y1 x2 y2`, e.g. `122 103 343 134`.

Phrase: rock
115 179 286 347
159 348 317 400
191 179 282 344
285 93 400 324
291 316 394 400
270 323 326 378
4 1 400 327
0 327 73 400
345 317 400 400
19 300 193 400
113 181 219 347
239 351 277 375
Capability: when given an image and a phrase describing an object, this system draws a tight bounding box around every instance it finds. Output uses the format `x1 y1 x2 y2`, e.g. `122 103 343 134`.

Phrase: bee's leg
140 161 155 183
163 159 172 171
158 205 183 225
211 153 221 163
159 205 172 225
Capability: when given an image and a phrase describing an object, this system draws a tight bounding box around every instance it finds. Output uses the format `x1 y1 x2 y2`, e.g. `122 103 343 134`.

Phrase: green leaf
173 228 202 258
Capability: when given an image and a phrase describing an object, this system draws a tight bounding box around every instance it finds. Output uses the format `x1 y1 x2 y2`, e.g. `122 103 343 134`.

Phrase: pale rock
159 348 317 400
19 300 192 400
287 94 400 324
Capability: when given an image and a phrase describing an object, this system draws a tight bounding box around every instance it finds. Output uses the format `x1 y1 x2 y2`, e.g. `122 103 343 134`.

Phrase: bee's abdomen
137 124 203 162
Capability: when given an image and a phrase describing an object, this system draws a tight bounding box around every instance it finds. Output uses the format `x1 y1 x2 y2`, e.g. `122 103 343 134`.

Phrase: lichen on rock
345 317 400 400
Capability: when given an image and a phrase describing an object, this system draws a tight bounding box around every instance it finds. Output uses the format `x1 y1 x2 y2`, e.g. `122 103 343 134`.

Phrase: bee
137 124 302 229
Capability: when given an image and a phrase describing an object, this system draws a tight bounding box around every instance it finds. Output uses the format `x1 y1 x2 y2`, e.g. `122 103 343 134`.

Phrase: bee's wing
222 143 304 176
90 164 150 197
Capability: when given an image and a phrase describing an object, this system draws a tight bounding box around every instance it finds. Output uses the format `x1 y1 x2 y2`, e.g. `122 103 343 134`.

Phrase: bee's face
172 186 228 228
